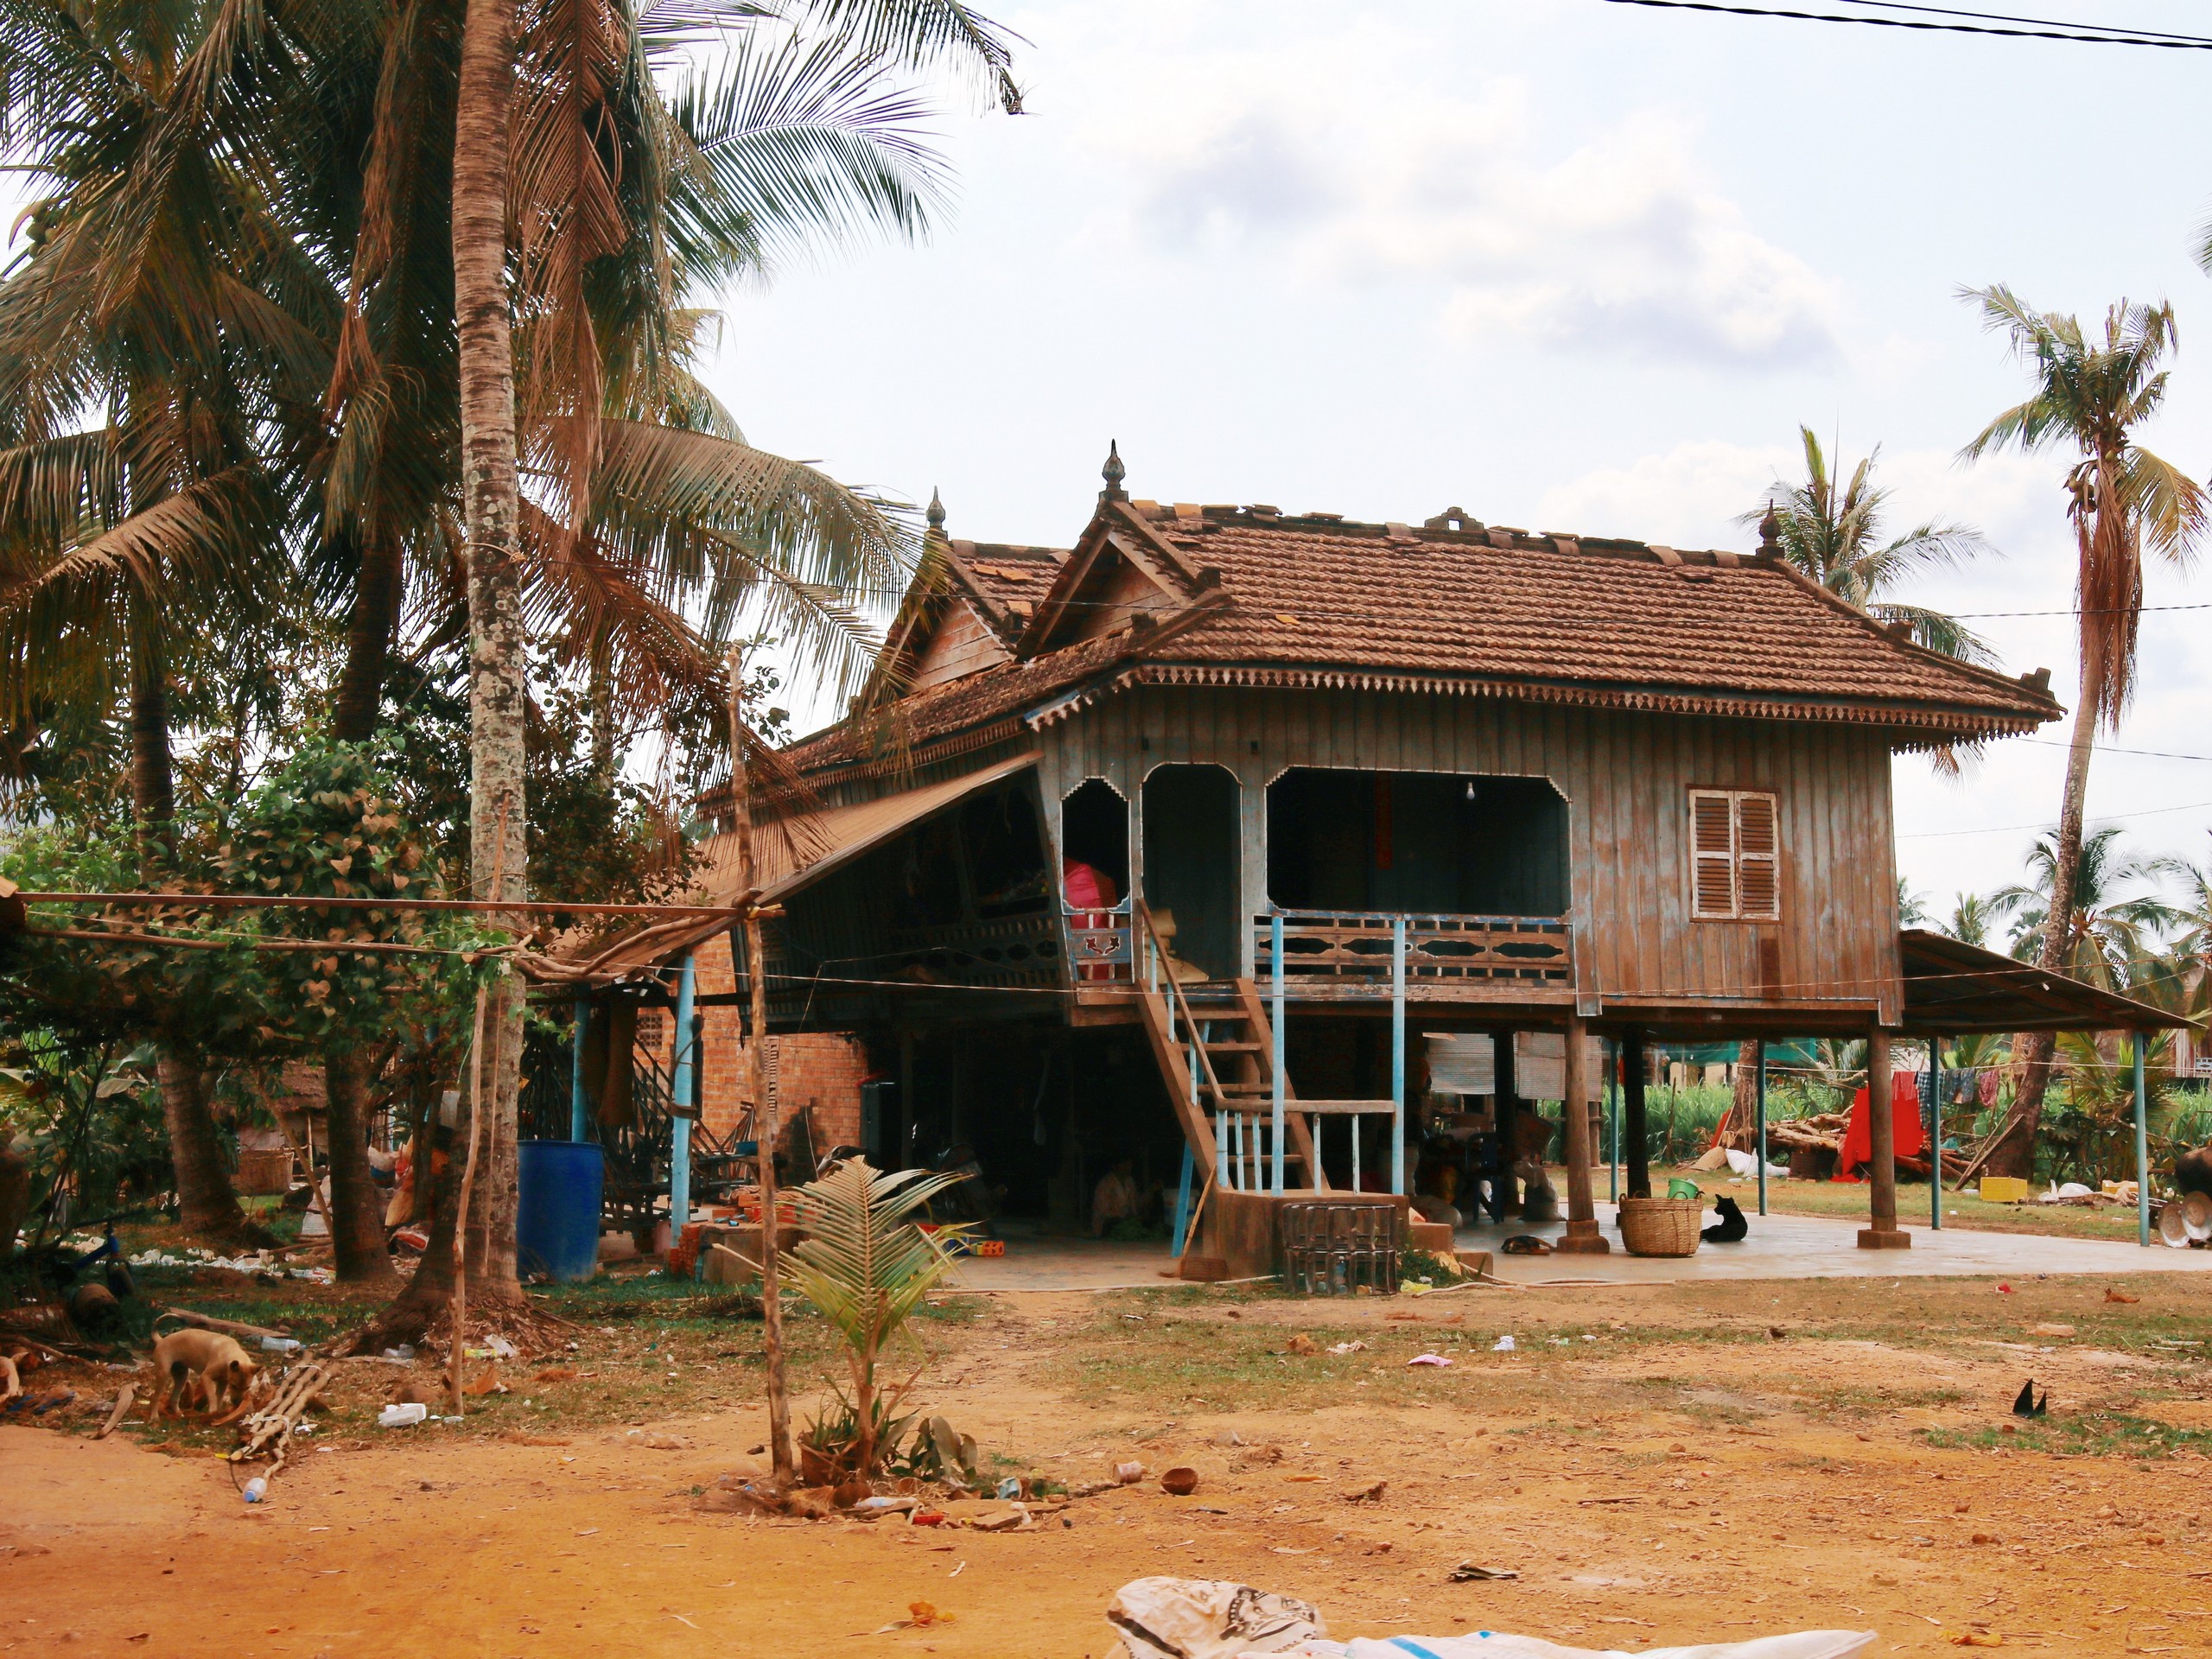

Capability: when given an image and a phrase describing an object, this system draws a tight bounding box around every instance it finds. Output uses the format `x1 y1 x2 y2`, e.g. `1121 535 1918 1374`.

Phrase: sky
702 0 2212 923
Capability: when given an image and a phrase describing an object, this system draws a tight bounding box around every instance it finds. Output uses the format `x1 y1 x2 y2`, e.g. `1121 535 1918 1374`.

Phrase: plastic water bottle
242 1477 268 1503
261 1336 302 1355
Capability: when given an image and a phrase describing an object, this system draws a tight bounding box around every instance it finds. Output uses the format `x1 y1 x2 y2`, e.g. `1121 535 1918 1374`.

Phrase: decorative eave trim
1115 663 2051 744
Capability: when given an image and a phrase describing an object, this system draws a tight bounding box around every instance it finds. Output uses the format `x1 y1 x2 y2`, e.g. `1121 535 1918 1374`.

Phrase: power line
1597 0 2212 48
1897 798 2212 838
1847 0 2212 42
1948 603 2212 618
2019 738 2212 765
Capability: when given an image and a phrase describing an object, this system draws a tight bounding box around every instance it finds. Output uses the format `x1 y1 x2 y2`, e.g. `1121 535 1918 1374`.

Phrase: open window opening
1141 764 1243 980
1060 779 1129 908
1267 769 1568 915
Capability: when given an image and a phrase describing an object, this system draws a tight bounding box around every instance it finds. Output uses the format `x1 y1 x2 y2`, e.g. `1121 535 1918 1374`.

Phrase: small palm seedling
785 1158 969 1481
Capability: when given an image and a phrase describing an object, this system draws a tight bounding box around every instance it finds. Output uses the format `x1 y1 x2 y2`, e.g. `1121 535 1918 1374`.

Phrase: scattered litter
1492 1336 1516 1353
1161 1467 1200 1497
948 1560 966 1579
1407 1354 1453 1368
1450 1561 1519 1581
852 1496 920 1517
1327 1341 1367 1357
1116 1461 1147 1484
1107 1576 1323 1659
378 1403 428 1429
997 1476 1023 1500
242 1477 269 1504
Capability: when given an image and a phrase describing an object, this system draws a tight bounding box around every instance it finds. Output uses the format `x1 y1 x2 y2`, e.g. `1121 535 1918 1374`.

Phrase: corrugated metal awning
1897 929 2195 1035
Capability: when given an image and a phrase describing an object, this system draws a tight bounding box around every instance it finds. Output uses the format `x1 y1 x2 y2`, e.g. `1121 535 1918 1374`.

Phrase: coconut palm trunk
1961 289 2206 1183
130 593 260 1240
1989 647 2099 1179
448 0 528 1311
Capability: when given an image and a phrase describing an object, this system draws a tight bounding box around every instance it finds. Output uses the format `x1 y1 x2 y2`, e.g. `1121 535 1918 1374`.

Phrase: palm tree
0 0 331 1243
1749 426 1999 664
1946 892 1994 949
1991 826 2178 992
1960 287 2208 1178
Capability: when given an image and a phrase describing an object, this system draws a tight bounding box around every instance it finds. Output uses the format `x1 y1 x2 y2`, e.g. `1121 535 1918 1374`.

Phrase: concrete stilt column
1858 1024 1910 1249
1555 1016 1609 1254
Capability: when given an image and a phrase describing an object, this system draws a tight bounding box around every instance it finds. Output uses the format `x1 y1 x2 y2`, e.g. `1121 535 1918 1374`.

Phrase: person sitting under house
1091 1157 1141 1236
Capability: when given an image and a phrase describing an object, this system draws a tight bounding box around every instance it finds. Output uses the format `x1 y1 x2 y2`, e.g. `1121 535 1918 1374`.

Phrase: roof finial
925 486 946 539
1100 439 1128 504
1757 505 1783 558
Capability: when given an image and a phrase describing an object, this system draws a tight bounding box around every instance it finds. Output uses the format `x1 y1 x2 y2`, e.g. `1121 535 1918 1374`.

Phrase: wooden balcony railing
1255 910 1572 994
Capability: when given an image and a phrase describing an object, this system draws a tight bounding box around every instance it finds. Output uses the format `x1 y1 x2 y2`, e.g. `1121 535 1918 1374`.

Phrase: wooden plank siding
1035 684 1898 1024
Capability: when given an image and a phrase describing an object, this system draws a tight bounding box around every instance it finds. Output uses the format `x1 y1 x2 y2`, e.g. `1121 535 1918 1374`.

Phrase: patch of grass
1922 1410 2212 1460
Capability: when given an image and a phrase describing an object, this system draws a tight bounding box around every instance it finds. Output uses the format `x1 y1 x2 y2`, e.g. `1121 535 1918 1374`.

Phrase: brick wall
688 941 871 1158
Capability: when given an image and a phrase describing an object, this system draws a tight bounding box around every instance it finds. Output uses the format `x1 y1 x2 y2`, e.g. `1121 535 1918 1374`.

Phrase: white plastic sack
1109 1578 1326 1659
1254 1631 1872 1659
1722 1148 1789 1179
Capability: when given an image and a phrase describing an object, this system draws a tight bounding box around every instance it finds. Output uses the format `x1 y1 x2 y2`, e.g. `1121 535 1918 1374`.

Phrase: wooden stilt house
577 448 2073 1268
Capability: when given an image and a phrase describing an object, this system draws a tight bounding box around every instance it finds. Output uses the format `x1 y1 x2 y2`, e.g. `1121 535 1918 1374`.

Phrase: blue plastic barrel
517 1141 605 1282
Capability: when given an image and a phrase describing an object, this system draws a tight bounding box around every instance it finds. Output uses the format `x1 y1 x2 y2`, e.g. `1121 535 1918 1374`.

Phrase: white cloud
1535 439 1796 549
1072 44 1843 367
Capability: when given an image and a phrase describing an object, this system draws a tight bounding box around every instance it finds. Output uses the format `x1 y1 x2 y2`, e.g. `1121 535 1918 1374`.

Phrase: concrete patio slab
936 1206 2212 1293
1464 1202 2212 1286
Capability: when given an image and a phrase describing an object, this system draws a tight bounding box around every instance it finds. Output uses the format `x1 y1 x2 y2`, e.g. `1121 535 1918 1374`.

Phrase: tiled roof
944 540 1065 637
1121 507 2051 720
788 501 2058 777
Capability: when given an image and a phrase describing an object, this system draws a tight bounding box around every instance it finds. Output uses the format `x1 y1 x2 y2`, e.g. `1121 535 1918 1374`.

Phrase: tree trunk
452 0 528 1310
343 1093 466 1352
156 1054 257 1241
1726 1039 1760 1147
130 599 262 1243
1985 661 2098 1180
127 590 175 864
323 1052 398 1285
331 531 404 744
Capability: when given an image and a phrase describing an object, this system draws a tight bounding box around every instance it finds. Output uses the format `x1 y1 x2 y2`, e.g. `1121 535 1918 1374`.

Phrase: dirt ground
7 1268 2212 1658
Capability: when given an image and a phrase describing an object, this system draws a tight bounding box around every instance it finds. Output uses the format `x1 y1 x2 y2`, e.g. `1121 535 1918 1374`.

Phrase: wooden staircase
1133 905 1395 1193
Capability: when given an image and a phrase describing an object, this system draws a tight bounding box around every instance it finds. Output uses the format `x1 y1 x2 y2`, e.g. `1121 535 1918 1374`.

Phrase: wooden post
1622 1027 1650 1199
728 651 794 1484
448 983 490 1414
1605 1038 1619 1204
1555 1018 1608 1253
1858 1025 1910 1249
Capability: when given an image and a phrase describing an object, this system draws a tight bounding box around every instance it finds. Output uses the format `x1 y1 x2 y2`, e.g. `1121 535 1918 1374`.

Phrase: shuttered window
1688 789 1781 921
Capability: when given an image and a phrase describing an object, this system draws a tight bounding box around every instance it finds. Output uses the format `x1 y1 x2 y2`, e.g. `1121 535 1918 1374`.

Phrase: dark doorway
1267 769 1569 915
1141 764 1243 979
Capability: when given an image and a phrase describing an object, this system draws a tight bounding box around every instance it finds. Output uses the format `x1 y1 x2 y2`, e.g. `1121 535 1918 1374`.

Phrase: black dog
1701 1195 1748 1243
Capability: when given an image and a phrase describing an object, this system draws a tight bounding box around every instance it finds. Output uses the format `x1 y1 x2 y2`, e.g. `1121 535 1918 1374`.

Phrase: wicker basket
1618 1197 1702 1258
235 1147 294 1197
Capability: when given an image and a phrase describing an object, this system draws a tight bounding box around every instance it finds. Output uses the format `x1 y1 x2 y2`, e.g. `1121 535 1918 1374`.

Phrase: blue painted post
1755 1039 1769 1218
669 953 696 1231
1170 1142 1195 1258
1929 1039 1942 1231
2134 1034 2151 1249
1217 1106 1233 1192
1391 917 1407 1198
569 994 589 1141
1271 914 1287 1193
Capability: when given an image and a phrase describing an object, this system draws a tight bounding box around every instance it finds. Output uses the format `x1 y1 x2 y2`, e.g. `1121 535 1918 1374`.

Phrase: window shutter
1735 793 1779 920
1688 791 1737 919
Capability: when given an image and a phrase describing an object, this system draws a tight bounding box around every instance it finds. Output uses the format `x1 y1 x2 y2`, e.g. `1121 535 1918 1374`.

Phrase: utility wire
1898 798 2212 838
1598 0 2212 48
1845 0 2212 42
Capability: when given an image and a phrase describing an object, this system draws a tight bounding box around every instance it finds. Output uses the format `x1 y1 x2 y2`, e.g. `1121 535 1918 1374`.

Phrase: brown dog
151 1329 259 1420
